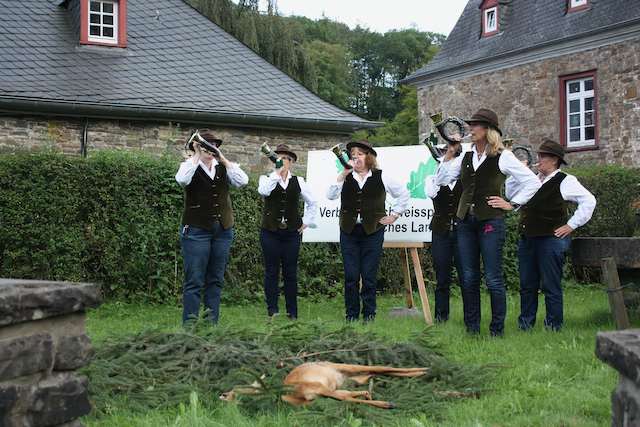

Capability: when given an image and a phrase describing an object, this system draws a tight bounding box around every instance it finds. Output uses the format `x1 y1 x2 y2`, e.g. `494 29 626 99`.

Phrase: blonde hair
474 126 505 158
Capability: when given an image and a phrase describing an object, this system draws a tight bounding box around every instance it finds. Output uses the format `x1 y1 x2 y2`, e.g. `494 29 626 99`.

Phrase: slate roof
402 0 640 87
0 0 380 133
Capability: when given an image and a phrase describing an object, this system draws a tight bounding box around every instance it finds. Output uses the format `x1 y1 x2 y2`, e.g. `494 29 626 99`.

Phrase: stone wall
0 115 351 174
0 279 102 427
417 38 640 167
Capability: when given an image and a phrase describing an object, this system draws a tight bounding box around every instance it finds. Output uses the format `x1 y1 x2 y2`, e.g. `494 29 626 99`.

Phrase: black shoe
363 315 375 325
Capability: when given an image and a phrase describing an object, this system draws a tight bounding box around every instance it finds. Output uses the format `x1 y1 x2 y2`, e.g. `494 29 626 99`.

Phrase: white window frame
565 77 595 149
484 7 497 33
571 0 588 8
87 0 118 44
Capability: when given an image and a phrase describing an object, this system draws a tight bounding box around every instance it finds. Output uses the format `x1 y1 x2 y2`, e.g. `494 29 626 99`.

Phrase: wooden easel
383 242 432 324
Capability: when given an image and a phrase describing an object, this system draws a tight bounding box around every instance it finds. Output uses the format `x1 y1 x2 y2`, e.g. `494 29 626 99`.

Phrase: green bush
1 151 637 302
568 165 640 238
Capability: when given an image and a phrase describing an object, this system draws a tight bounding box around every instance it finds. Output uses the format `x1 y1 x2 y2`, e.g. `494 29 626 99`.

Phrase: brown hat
346 138 377 157
536 139 567 165
464 109 502 136
198 129 222 147
274 143 297 162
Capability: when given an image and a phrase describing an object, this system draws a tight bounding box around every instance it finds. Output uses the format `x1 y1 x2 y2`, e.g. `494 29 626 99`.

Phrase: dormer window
481 0 499 37
569 0 589 12
80 0 127 47
89 1 117 43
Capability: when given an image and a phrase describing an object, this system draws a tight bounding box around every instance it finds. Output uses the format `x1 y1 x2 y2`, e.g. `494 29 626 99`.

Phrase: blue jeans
340 225 385 322
260 227 301 318
180 221 234 325
457 214 506 336
517 235 570 330
431 230 465 323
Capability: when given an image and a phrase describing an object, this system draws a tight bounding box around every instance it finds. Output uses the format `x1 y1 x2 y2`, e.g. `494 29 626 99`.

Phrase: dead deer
280 361 428 409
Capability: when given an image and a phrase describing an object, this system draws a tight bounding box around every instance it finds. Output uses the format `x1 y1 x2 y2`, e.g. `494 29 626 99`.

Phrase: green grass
82 285 636 426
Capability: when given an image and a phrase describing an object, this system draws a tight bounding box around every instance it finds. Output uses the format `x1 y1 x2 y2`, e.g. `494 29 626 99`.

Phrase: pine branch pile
82 319 500 423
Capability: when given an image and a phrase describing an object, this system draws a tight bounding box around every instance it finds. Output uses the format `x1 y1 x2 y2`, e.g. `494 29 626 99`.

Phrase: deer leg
319 362 428 381
320 389 396 409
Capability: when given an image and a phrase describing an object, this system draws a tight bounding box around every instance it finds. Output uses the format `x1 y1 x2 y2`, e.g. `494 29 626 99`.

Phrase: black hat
464 109 502 136
346 139 377 157
536 140 567 165
274 143 297 162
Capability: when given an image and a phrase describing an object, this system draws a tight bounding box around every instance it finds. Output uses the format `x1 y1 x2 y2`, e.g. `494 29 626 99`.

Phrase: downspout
81 117 88 157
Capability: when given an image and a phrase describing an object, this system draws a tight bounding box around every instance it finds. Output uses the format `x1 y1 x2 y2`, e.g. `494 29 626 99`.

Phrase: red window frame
559 70 598 152
569 0 589 12
79 0 127 47
481 0 499 37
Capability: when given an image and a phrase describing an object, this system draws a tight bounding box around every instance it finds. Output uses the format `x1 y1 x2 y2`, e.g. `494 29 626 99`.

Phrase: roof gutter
0 97 384 134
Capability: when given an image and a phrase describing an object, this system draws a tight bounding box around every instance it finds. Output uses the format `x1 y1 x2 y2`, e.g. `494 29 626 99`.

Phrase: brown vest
180 164 234 230
260 176 303 232
340 170 386 235
518 172 569 238
429 181 462 236
458 151 506 221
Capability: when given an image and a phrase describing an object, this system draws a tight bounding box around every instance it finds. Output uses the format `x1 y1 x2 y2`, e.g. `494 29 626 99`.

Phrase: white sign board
303 145 442 243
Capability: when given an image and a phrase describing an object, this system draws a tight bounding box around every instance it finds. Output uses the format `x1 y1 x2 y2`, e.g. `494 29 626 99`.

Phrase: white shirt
258 171 318 228
175 158 249 188
426 156 456 199
435 146 541 206
326 169 410 216
505 169 596 230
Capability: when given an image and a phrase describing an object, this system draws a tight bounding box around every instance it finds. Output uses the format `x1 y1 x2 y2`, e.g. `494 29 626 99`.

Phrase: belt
278 222 288 229
468 204 476 215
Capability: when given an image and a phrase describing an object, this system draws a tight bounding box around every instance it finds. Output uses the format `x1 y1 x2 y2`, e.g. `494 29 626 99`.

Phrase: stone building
0 0 381 173
401 0 640 167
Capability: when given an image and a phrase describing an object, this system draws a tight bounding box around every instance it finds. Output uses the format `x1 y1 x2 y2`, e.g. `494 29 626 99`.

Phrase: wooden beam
601 257 630 330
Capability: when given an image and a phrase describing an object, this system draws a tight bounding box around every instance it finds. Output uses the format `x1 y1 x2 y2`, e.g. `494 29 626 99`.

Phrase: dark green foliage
568 165 640 238
82 321 498 423
0 150 183 303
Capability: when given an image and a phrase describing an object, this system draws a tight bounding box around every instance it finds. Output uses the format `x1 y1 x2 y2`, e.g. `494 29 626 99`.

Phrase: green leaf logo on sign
407 158 438 199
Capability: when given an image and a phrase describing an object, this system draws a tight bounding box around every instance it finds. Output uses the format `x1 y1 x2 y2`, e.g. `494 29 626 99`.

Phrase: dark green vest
518 172 569 238
180 164 234 230
429 181 462 236
340 170 386 235
458 151 506 221
260 176 303 232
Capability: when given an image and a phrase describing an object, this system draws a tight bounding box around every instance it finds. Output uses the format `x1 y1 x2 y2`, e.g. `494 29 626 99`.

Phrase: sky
234 0 470 37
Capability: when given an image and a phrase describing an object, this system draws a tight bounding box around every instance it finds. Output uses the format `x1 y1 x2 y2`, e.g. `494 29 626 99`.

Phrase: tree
306 41 350 109
186 0 316 91
353 84 419 147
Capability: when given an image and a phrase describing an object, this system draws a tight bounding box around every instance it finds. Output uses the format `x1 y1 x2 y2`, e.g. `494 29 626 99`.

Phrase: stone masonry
417 38 640 167
596 329 640 426
0 116 351 175
0 279 101 427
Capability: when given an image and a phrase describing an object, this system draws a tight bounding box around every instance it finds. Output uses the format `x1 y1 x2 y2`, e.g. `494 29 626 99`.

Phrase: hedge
1 150 638 304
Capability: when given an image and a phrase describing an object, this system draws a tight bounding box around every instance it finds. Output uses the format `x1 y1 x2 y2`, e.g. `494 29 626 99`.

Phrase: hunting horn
186 130 219 155
430 112 471 144
260 142 284 168
421 137 444 163
330 144 353 170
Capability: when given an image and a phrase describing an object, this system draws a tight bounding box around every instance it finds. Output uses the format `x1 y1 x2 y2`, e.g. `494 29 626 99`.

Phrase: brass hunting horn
330 144 353 170
259 142 284 168
430 112 470 144
186 130 219 155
